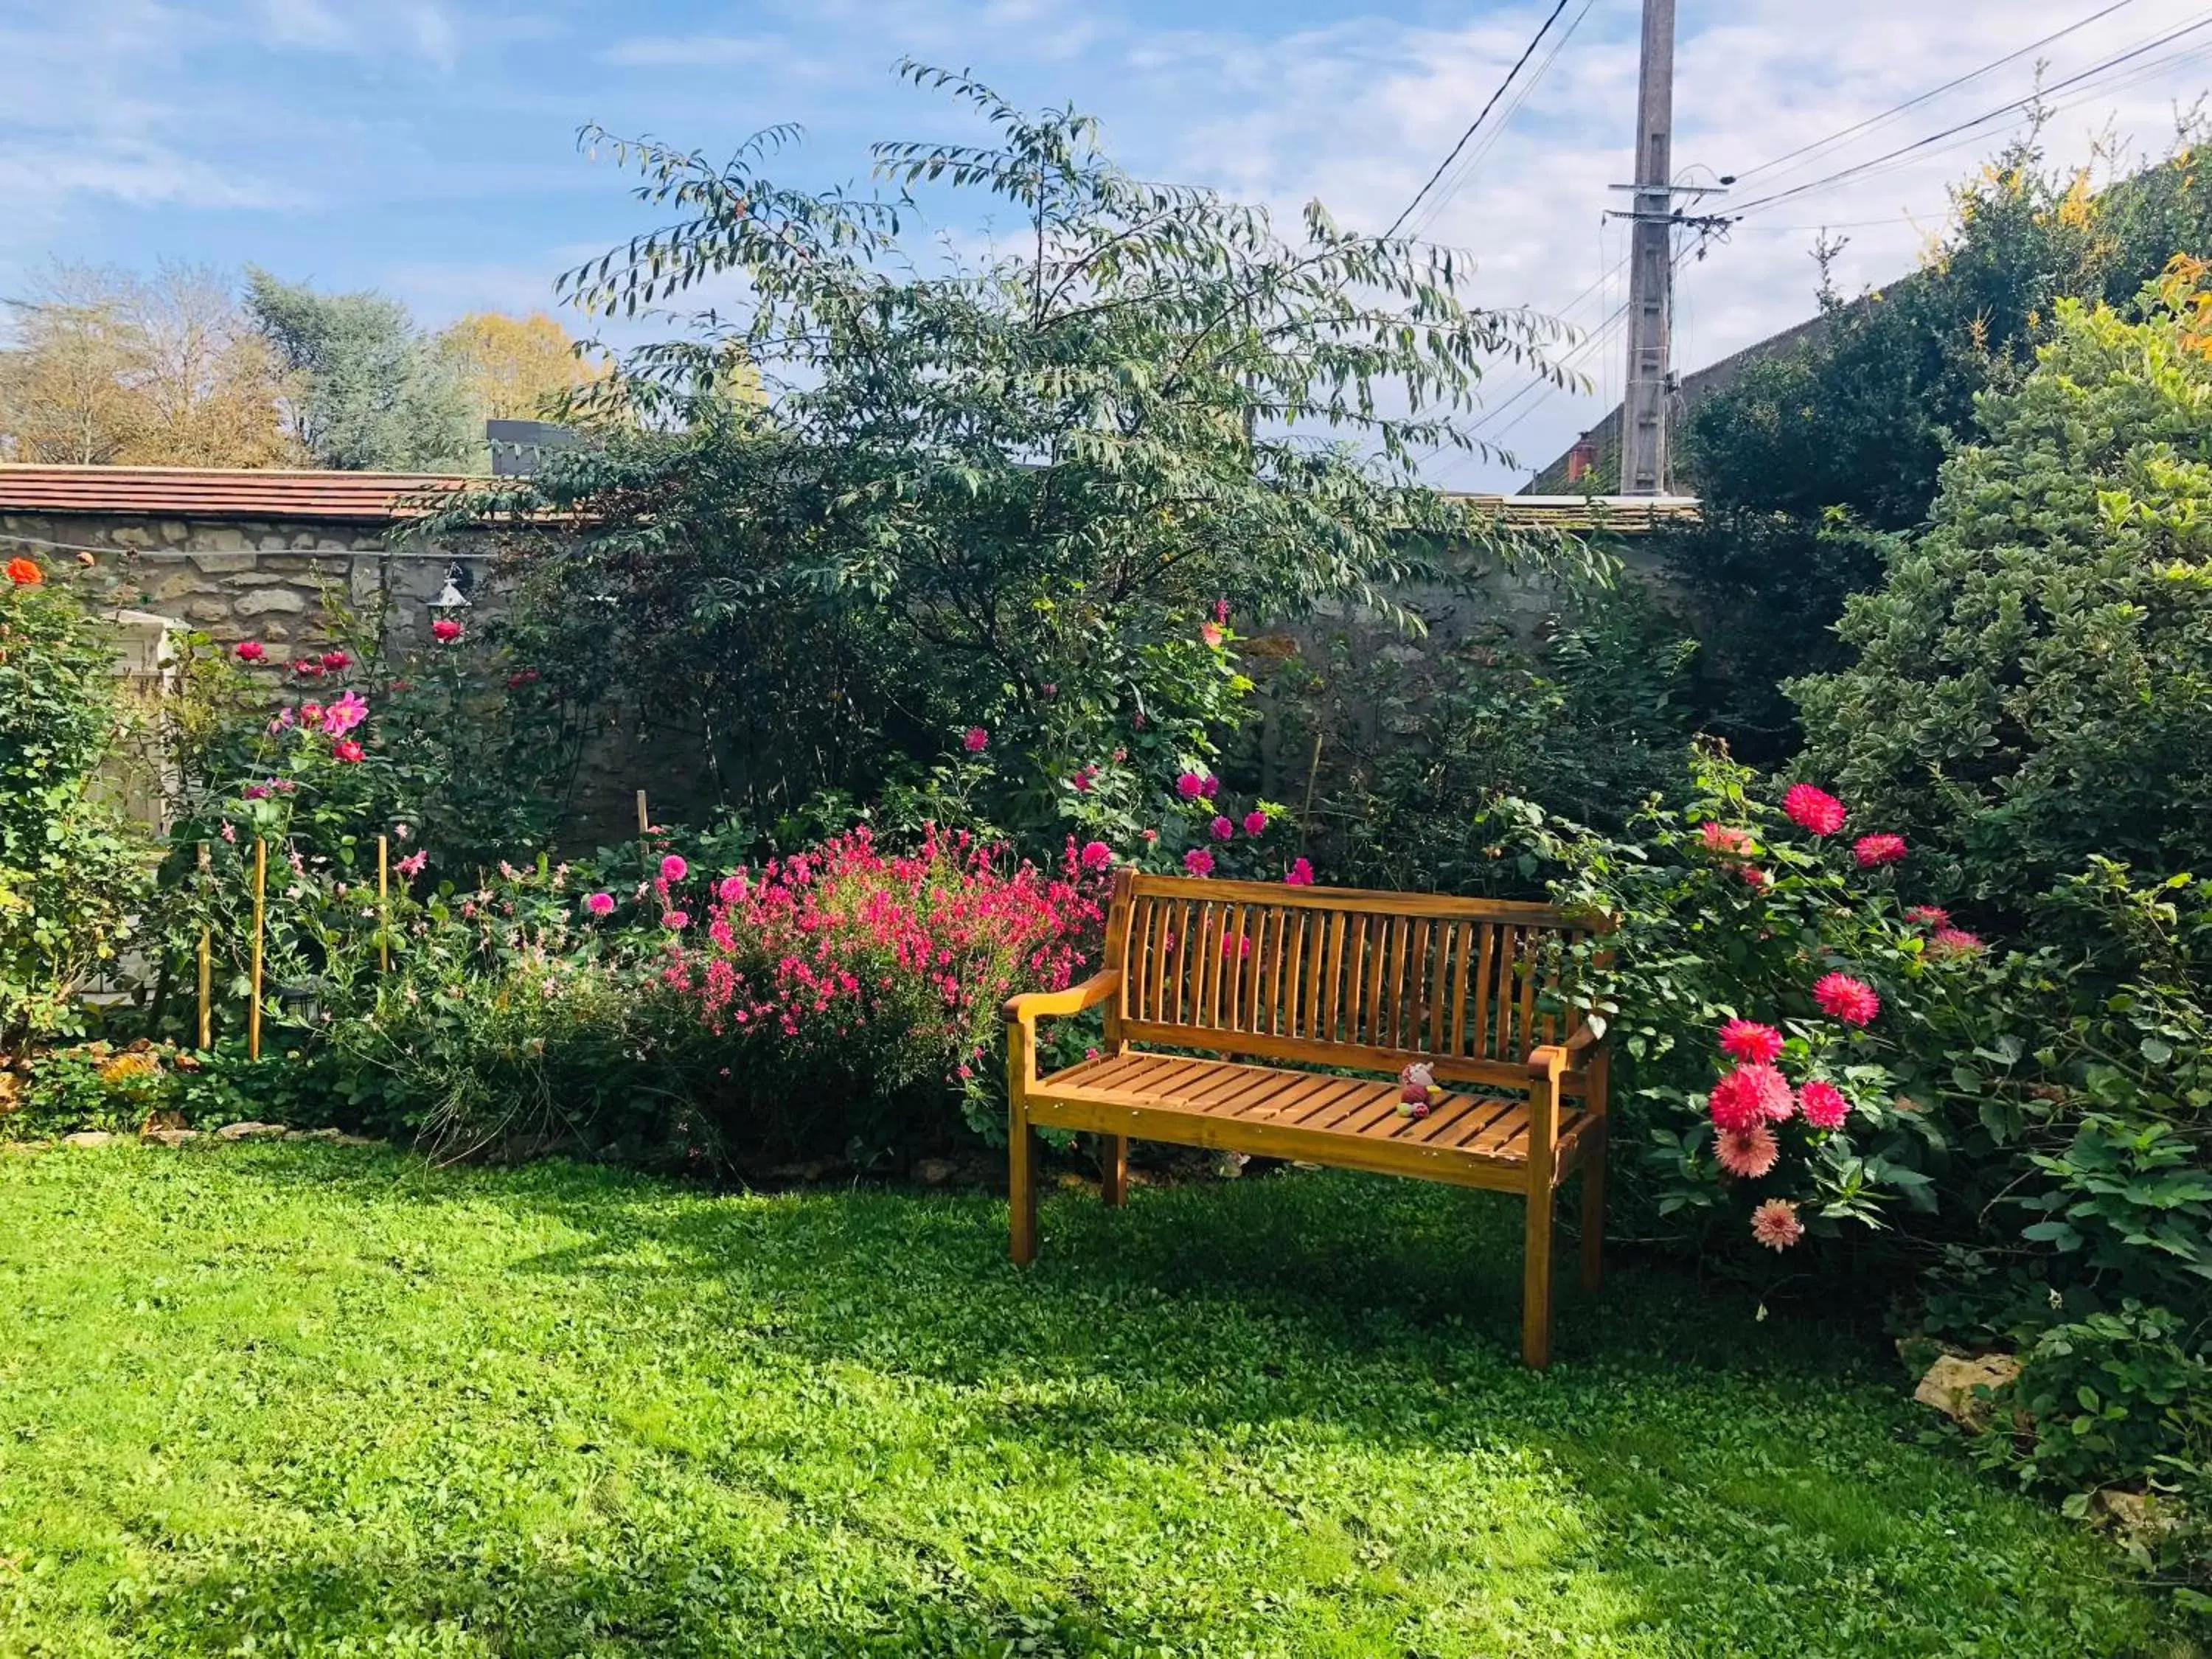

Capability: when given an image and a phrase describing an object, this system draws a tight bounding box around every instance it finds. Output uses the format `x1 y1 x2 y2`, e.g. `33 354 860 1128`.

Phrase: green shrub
0 563 153 1047
1792 263 2212 915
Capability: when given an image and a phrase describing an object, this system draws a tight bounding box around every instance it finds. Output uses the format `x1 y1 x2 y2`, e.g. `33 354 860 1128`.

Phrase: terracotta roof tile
0 465 481 523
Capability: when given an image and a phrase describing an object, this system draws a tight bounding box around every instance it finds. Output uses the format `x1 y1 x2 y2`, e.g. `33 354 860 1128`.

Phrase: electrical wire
1399 0 1599 241
1728 9 2212 219
1386 0 1576 237
1730 0 2146 189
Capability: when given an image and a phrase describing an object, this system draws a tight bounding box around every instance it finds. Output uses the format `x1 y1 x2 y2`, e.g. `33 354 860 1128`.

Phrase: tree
1790 260 2212 913
0 262 296 468
469 64 1588 844
434 310 606 421
1660 133 2212 762
245 271 476 471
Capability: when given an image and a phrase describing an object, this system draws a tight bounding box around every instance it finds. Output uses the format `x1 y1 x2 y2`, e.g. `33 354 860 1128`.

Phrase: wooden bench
1004 871 1610 1367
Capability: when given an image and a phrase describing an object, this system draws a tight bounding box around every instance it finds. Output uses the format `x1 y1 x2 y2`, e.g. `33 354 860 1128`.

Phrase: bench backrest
1104 872 1600 1088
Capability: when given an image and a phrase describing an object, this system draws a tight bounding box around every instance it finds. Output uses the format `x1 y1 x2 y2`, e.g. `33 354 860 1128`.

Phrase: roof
0 465 477 523
0 465 1696 535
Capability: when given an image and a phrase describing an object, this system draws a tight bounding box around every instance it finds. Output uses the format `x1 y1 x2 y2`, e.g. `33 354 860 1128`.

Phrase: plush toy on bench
1397 1060 1441 1119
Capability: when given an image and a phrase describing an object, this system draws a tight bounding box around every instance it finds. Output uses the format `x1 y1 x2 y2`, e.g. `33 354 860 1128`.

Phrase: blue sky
7 0 2211 487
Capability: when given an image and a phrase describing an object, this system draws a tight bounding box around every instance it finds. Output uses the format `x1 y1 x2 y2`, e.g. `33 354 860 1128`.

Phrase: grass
0 1143 2179 1658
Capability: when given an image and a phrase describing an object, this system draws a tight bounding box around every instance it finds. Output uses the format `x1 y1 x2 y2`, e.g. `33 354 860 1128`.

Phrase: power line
1731 0 2145 189
1386 0 1576 237
1728 9 2212 219
1400 0 1599 241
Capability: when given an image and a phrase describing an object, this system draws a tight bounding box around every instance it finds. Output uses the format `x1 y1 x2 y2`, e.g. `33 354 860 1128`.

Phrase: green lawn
0 1144 2177 1658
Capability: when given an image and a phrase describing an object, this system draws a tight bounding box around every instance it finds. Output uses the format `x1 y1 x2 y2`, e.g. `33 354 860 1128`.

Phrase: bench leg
1579 1130 1607 1293
1009 1105 1040 1266
1522 1181 1555 1369
1099 1134 1127 1207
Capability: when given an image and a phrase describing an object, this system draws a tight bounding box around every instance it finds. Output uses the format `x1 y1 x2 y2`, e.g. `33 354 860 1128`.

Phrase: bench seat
1030 1053 1601 1192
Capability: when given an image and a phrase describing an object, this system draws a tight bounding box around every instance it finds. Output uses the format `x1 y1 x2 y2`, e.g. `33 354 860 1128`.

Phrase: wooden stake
378 835 390 974
196 842 213 1051
636 788 653 880
248 837 267 1062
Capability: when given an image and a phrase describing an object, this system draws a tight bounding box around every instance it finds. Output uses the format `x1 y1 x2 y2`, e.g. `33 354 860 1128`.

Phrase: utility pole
1619 0 1676 497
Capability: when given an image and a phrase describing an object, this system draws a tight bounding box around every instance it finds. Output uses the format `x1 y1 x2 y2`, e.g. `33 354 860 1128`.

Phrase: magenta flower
396 850 428 878
431 618 464 644
234 640 265 663
242 784 270 801
1183 847 1215 877
1813 972 1880 1026
962 726 989 754
1200 774 1219 799
1718 1019 1785 1064
1175 771 1205 799
1242 810 1267 836
1853 832 1907 868
322 691 369 737
1210 815 1234 841
718 874 747 902
662 911 689 930
660 854 688 883
1783 783 1846 836
1798 1079 1849 1130
1079 841 1112 870
584 892 616 917
1709 1064 1795 1131
1284 857 1314 886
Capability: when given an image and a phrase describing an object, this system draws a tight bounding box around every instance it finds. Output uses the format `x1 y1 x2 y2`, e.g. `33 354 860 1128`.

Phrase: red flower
1210 815 1234 841
1905 905 1950 928
962 726 989 754
6 557 44 585
1798 1079 1849 1130
1070 767 1094 793
507 668 541 689
291 658 324 678
321 650 350 671
1718 1019 1784 1064
1739 866 1772 888
1242 810 1267 836
1175 771 1205 799
1709 1063 1794 1132
1284 857 1314 886
1079 841 1112 870
431 617 464 644
1700 821 1753 856
234 640 266 662
1183 847 1215 877
1813 972 1879 1026
332 740 365 763
1853 833 1907 868
1783 784 1846 836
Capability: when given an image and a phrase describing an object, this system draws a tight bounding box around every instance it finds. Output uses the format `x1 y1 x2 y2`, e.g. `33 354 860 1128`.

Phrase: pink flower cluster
665 826 1107 1085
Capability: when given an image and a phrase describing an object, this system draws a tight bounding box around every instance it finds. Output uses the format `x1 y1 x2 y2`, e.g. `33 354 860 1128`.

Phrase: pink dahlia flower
1709 1063 1794 1133
1200 622 1225 647
718 874 748 902
659 854 688 883
1783 784 1846 836
962 726 989 754
396 849 428 878
1719 1018 1785 1064
1284 857 1314 886
1175 771 1205 799
1928 926 1985 958
1905 905 1951 928
1079 840 1113 871
1798 1079 1849 1130
1243 810 1267 836
1739 866 1772 888
1701 821 1753 855
1210 815 1234 841
1716 1124 1781 1179
322 691 369 737
661 911 689 930
1750 1197 1804 1250
1813 972 1880 1026
583 892 616 917
1854 832 1907 868
1183 846 1215 877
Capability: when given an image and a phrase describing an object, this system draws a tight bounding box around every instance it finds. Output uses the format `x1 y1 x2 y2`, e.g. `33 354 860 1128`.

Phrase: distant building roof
0 465 476 523
0 465 1696 535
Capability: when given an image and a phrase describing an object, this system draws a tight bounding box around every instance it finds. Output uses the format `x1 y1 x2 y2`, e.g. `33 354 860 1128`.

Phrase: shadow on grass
95 1144 2166 1658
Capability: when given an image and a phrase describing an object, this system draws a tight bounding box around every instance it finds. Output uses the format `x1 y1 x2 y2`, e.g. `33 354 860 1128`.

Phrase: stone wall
3 510 483 656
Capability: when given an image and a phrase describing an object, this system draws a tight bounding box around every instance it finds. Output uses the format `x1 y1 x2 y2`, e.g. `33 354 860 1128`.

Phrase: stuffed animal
1397 1060 1441 1119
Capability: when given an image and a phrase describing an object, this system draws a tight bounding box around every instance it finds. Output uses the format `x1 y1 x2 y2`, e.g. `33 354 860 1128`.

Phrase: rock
214 1120 287 1141
62 1130 114 1148
914 1158 959 1186
155 572 217 601
142 1128 200 1147
235 588 308 616
1914 1352 2021 1427
2093 1489 2181 1544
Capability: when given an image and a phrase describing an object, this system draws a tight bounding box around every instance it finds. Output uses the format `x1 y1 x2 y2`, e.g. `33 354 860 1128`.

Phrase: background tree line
0 262 606 473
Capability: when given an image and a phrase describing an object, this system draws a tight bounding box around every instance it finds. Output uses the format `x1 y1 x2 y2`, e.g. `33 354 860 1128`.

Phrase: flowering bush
663 827 1106 1144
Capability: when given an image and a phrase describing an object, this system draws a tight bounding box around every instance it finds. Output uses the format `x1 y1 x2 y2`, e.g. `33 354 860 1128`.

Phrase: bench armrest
1526 1020 1605 1079
1004 970 1121 1026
